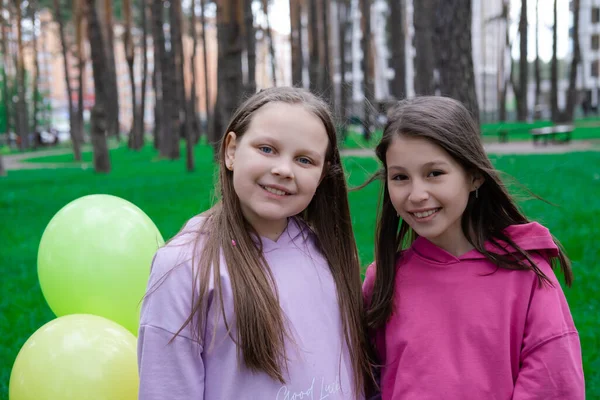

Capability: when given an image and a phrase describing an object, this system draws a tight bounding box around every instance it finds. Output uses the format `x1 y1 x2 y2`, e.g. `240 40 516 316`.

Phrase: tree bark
289 0 303 86
169 0 184 160
54 0 82 160
214 0 244 155
263 0 277 86
136 0 149 150
388 0 405 99
0 0 11 136
100 0 120 140
434 0 479 123
321 0 333 104
200 0 212 140
30 0 40 138
308 0 320 92
551 0 559 121
244 0 256 94
75 0 86 145
498 0 509 121
564 0 580 121
413 0 436 95
534 0 541 109
337 0 350 142
361 0 374 140
0 153 5 176
189 0 200 143
87 0 111 173
15 0 30 149
512 0 528 121
124 0 137 149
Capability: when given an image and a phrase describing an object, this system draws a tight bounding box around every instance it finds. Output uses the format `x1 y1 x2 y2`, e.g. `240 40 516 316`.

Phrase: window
592 61 599 78
593 35 600 50
593 7 600 23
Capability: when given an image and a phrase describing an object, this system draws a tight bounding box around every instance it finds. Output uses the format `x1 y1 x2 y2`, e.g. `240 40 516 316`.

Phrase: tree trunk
200 0 212 141
75 0 85 145
515 0 528 121
320 0 333 104
337 0 350 142
124 0 137 149
551 0 559 121
262 0 277 86
169 0 184 160
135 0 149 150
87 0 111 173
308 0 320 92
152 0 171 157
54 0 82 160
388 0 405 99
434 0 479 123
0 1 12 135
188 0 200 145
16 0 30 150
564 0 580 121
361 0 374 140
413 0 436 95
0 153 5 176
498 0 509 121
30 1 40 138
99 0 120 140
214 0 244 155
244 0 256 94
534 0 541 109
289 0 303 86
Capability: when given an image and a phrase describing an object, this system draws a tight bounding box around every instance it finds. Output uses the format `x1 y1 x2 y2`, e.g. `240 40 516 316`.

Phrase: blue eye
297 157 312 165
259 146 273 154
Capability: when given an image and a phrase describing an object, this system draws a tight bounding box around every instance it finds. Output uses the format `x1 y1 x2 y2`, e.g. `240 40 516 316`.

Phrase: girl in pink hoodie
363 96 585 400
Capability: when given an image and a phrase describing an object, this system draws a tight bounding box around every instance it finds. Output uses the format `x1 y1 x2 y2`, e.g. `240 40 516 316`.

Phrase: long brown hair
366 96 573 332
176 87 371 396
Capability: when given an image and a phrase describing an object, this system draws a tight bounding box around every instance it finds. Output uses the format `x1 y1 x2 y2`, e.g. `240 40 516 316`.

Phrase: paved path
4 147 91 171
3 140 599 171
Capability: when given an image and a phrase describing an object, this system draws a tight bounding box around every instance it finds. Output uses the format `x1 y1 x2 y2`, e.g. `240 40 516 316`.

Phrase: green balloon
10 314 139 400
37 194 164 335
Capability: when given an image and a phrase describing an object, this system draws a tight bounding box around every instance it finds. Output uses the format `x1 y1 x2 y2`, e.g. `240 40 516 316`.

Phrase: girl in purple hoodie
138 87 374 399
363 96 584 399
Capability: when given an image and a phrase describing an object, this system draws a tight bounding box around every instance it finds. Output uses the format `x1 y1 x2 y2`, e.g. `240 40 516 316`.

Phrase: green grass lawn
1 144 599 398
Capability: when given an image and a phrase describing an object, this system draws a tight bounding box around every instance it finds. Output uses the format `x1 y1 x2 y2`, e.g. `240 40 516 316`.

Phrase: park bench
529 124 574 145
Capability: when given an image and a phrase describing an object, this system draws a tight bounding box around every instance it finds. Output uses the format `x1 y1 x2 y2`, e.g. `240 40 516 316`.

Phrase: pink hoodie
363 222 584 400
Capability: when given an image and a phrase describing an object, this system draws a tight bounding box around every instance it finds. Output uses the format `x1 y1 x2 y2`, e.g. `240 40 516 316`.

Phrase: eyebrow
251 135 324 160
388 160 449 170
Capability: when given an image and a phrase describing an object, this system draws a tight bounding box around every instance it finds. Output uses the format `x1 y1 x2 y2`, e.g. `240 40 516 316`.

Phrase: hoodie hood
411 222 559 265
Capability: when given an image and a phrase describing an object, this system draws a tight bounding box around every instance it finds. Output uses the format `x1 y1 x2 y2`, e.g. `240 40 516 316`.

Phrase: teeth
263 186 287 196
413 209 438 218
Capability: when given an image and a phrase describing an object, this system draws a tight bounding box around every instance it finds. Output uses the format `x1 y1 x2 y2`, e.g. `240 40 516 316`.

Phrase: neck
250 218 289 242
430 232 474 257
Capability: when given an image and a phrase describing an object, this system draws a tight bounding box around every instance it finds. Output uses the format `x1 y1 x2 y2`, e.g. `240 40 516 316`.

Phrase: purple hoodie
138 216 362 400
364 222 585 400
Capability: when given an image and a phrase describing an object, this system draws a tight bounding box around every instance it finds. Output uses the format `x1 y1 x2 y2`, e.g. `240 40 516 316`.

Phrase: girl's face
385 134 483 256
225 102 329 241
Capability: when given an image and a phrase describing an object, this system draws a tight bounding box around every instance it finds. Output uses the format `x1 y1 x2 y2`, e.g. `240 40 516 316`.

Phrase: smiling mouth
260 185 291 196
410 208 441 219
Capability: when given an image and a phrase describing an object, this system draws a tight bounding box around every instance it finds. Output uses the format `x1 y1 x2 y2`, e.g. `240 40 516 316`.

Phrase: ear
471 172 485 192
224 132 237 170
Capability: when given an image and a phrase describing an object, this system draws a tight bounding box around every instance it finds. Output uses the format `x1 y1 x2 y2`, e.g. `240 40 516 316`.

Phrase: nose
271 158 294 179
408 181 429 203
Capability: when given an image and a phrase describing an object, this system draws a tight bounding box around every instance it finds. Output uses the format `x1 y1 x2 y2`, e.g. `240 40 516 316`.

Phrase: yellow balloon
9 314 139 400
37 194 164 335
